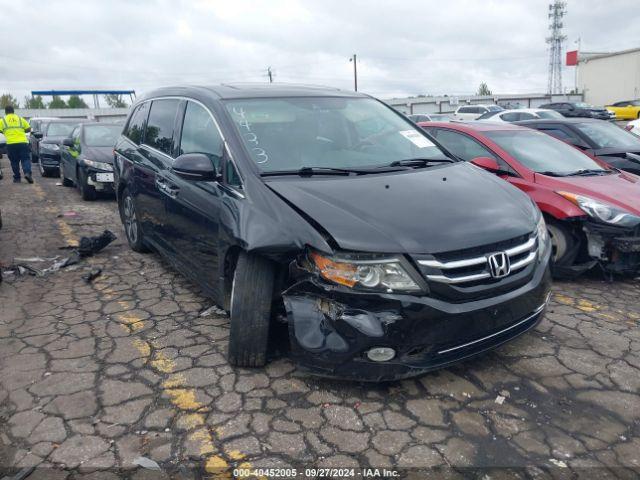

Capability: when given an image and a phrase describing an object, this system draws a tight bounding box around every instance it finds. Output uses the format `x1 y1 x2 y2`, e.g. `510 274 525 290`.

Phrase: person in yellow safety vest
0 105 33 183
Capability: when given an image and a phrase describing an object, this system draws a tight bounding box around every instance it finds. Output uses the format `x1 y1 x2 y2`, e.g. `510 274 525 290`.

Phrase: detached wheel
547 220 577 266
78 169 97 201
119 188 149 252
228 251 275 367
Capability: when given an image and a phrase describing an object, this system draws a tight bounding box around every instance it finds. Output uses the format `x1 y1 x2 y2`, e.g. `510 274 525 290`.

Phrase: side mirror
471 156 501 172
172 153 218 181
62 138 74 147
34 132 44 139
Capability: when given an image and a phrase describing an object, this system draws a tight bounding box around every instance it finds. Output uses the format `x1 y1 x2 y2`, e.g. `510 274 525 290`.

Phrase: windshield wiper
260 166 403 177
388 158 454 168
565 169 611 176
538 171 571 177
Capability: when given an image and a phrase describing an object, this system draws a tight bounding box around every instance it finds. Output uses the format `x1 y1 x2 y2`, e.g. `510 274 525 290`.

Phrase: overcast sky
0 0 637 104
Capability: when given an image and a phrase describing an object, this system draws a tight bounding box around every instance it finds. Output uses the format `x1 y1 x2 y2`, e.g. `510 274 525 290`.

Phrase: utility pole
546 1 567 95
349 54 358 91
267 66 273 83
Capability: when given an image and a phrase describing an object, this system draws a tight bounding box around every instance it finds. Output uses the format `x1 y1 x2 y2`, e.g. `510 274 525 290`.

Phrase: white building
577 47 640 106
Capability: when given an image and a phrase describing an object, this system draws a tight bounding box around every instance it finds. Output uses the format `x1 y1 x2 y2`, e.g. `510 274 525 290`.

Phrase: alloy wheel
123 195 138 244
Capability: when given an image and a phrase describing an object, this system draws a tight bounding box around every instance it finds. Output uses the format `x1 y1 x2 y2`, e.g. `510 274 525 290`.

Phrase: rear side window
458 107 473 114
179 101 223 170
429 129 498 162
538 127 573 141
500 112 520 122
125 103 149 145
145 99 180 156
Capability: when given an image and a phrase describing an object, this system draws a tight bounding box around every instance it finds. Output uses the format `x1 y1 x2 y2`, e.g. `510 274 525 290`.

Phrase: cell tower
546 1 567 94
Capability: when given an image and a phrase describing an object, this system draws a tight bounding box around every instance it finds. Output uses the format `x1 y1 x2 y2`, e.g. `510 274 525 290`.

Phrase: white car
476 108 565 123
626 119 640 137
408 113 452 123
453 104 503 121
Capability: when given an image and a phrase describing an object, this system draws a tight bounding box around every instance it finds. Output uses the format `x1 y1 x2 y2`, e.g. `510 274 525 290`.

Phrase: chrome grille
418 235 538 285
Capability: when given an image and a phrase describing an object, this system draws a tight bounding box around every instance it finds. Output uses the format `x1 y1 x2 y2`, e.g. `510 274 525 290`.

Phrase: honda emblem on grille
487 252 511 279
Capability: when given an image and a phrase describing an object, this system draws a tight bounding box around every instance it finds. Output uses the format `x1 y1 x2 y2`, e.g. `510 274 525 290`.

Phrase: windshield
535 110 564 119
46 122 77 137
574 121 640 149
486 105 503 112
224 97 449 173
84 125 121 147
485 130 605 174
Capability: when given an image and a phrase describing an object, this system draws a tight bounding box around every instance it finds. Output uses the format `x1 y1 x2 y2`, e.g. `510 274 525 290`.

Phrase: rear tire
119 188 149 253
228 251 275 367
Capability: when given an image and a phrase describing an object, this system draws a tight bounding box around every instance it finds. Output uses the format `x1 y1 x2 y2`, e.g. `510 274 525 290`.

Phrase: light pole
349 54 358 91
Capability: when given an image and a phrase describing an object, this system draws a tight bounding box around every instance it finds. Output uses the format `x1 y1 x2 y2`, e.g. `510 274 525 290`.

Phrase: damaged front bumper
584 222 640 274
283 252 552 382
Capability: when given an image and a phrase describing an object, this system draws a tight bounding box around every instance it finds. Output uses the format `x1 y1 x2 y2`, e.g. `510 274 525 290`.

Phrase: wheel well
223 247 243 311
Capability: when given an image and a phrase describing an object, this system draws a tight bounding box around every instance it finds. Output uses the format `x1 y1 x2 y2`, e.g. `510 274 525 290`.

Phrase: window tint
125 103 149 145
429 129 498 162
225 161 242 188
179 101 223 170
458 107 472 114
145 99 180 155
538 127 573 141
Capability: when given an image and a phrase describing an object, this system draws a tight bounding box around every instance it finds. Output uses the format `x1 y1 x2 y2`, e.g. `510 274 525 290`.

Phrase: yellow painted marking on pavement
132 339 151 358
151 351 176 373
227 450 246 461
181 413 206 429
118 313 145 332
553 294 601 312
205 455 230 474
56 219 79 246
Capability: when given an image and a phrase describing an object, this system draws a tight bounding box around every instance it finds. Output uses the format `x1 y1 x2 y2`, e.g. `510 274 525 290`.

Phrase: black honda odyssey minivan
114 84 551 381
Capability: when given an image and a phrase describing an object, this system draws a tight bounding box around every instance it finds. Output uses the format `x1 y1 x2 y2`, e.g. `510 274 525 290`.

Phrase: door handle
155 177 180 198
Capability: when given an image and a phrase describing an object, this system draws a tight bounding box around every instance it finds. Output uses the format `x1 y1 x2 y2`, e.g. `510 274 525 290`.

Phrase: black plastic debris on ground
82 267 102 283
2 230 117 279
78 230 117 257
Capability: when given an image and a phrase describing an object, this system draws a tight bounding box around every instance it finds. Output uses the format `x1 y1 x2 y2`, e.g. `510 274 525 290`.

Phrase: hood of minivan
535 171 640 216
266 162 537 254
83 146 113 163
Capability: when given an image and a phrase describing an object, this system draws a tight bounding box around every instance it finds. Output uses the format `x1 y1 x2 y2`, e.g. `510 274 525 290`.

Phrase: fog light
366 347 396 362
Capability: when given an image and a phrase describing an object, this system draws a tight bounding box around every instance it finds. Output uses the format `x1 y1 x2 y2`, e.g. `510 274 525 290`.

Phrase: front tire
78 169 97 201
228 252 275 367
119 188 149 252
547 220 578 267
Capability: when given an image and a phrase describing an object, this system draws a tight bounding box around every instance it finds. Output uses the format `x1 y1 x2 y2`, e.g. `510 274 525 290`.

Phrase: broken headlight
557 191 640 228
82 159 113 171
309 251 421 292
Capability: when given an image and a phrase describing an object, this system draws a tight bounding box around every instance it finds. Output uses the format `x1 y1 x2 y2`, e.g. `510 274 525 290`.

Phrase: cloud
0 0 636 102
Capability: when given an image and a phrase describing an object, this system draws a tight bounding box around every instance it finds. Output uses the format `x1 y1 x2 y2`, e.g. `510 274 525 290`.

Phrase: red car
419 121 640 276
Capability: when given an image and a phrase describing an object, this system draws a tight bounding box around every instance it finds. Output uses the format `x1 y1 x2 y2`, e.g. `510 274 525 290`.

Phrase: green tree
48 95 68 109
0 93 20 109
24 95 46 109
104 94 128 108
67 95 89 108
476 82 492 96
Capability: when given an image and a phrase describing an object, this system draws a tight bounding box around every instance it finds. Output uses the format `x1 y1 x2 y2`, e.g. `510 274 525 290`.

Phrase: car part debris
200 305 227 317
78 230 117 257
133 456 161 471
83 267 102 283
